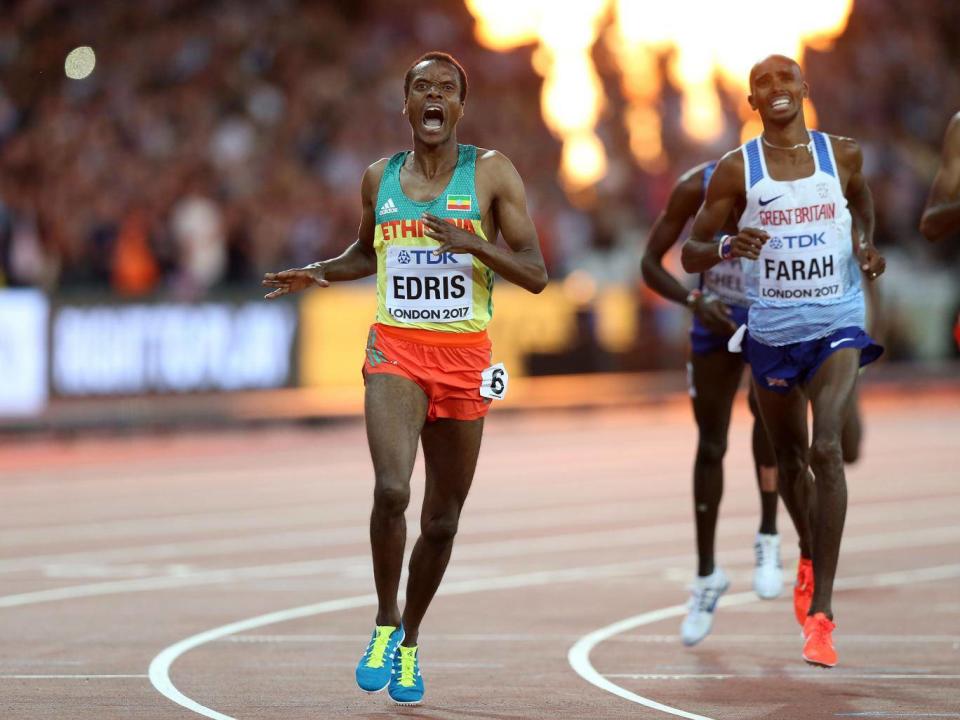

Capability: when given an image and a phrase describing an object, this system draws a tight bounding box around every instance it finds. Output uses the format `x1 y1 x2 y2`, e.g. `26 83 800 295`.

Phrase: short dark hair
404 51 468 102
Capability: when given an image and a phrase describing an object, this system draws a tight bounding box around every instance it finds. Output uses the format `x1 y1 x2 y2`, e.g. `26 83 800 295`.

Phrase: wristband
685 288 703 309
718 235 734 260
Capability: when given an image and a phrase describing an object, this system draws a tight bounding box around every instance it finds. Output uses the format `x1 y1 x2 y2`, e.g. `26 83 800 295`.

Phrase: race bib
758 228 845 303
385 246 474 323
480 362 508 400
703 259 747 306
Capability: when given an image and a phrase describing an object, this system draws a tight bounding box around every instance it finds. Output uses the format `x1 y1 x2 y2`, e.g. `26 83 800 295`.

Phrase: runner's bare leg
365 373 428 627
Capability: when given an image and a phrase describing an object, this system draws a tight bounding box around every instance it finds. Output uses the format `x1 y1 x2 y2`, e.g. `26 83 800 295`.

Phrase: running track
1 387 958 719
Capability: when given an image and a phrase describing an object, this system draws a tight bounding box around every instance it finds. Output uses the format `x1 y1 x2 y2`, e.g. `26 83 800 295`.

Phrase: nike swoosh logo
830 337 855 349
758 195 784 207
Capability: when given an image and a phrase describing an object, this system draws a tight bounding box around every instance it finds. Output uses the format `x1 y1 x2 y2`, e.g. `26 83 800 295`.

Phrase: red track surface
1 388 958 719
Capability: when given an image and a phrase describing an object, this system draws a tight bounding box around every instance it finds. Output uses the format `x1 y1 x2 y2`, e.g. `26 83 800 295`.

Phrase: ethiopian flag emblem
446 194 472 212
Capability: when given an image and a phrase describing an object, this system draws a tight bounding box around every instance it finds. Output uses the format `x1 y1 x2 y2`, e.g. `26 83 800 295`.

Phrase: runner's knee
373 483 411 516
810 437 843 477
696 437 728 466
775 450 807 485
421 513 459 545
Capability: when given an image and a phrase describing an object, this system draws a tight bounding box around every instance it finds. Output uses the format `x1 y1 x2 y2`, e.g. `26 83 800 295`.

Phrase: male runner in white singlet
681 55 886 668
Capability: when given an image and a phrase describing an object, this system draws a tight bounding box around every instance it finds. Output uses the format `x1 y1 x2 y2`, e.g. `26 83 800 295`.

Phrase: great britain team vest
738 131 864 346
373 144 494 333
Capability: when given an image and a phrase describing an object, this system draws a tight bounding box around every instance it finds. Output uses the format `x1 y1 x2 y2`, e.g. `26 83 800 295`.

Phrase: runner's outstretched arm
262 160 385 298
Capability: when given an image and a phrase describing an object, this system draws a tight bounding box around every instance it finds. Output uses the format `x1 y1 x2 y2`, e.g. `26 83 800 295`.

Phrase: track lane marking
0 674 148 679
215 633 960 645
567 563 960 720
147 561 960 719
835 714 960 718
148 561 656 720
4 489 950 574
4 522 956 609
605 673 960 680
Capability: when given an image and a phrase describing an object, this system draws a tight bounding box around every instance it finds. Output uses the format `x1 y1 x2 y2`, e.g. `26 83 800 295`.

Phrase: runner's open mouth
423 106 444 129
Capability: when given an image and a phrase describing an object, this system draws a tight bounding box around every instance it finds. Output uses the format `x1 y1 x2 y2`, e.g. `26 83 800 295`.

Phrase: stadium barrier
0 284 641 421
2 283 954 426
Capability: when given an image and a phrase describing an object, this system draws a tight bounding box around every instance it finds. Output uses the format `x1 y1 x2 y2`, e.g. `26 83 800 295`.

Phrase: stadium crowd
0 0 957 336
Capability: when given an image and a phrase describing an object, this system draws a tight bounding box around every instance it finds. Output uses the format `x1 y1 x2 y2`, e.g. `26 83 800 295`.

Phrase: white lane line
0 460 701 546
5 520 957 609
567 563 960 720
218 633 960 645
147 560 674 720
0 674 148 679
0 532 650 609
150 593 378 720
220 634 540 643
0 507 658 575
0 478 604 547
149 560 960 719
605 634 960 644
3 490 952 574
5 521 957 610
0 495 682 572
605 674 960 681
836 714 960 718
2 524 661 608
4 457 954 554
0 505 332 548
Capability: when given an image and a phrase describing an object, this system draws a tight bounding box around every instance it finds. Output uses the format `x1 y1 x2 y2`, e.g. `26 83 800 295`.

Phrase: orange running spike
802 613 837 667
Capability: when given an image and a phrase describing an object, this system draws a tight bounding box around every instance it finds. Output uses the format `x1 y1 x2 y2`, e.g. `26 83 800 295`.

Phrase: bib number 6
480 362 508 401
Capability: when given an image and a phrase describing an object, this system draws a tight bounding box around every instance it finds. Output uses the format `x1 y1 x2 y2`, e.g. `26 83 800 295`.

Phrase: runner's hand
857 245 886 281
262 263 329 299
422 213 481 255
729 228 769 261
694 295 738 335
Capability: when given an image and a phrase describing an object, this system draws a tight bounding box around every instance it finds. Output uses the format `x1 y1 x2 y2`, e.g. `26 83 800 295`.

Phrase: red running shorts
362 323 493 421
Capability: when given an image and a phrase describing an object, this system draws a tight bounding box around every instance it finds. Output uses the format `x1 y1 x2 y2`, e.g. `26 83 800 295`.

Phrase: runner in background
919 111 960 350
642 161 782 648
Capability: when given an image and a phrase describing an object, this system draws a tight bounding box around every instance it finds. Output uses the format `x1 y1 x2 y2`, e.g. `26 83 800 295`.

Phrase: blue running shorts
691 304 750 357
744 326 883 394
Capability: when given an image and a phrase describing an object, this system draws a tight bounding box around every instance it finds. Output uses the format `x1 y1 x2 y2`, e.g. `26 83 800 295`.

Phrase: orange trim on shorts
372 322 489 347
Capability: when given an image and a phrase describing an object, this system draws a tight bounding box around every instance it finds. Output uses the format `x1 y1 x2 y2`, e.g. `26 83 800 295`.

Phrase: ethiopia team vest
739 131 864 346
700 161 748 308
373 144 494 332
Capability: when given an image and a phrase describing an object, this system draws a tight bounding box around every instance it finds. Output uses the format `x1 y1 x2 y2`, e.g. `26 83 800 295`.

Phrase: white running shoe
753 532 783 599
680 567 730 646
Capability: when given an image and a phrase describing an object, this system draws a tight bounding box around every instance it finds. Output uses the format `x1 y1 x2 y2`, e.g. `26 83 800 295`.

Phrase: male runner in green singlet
263 52 547 705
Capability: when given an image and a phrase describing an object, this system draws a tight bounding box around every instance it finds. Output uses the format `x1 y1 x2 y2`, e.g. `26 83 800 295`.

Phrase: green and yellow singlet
373 144 494 333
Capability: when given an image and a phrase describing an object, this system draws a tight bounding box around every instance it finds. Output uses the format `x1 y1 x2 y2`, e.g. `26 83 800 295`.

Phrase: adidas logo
379 198 399 216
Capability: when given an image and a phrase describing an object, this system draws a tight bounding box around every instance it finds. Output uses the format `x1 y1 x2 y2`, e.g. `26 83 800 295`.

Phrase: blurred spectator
0 0 957 359
170 183 226 296
112 207 159 296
